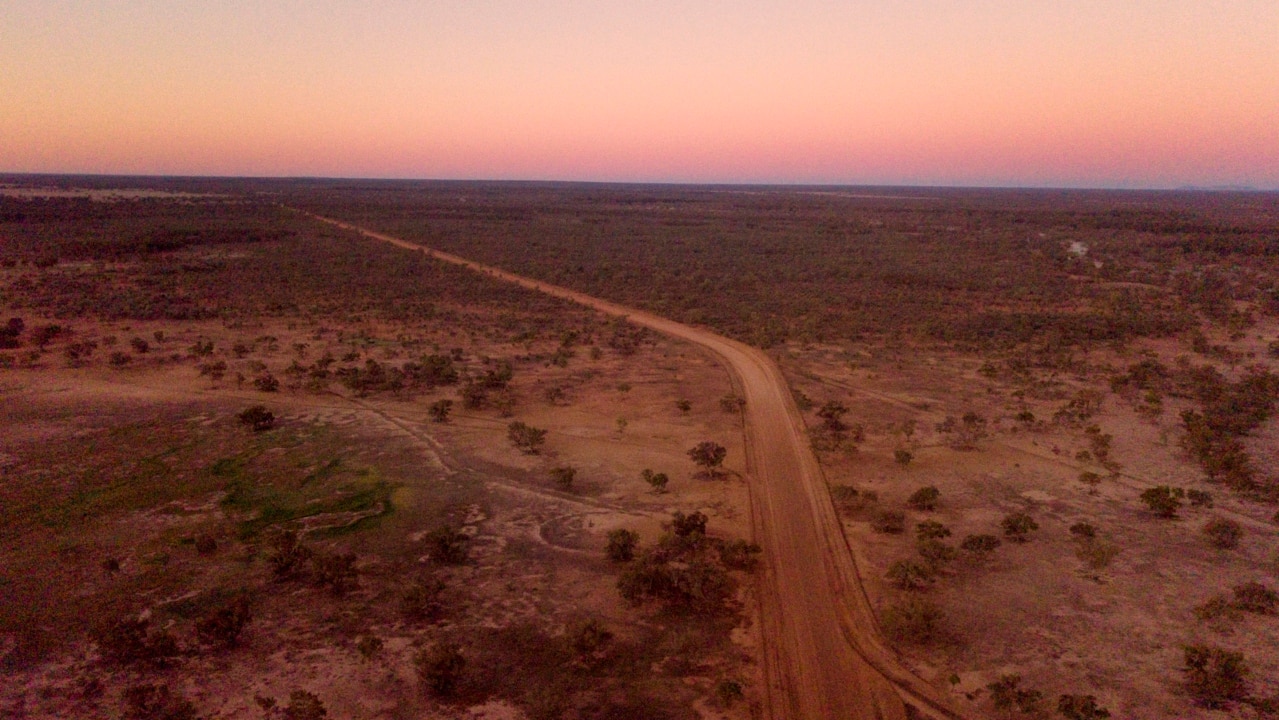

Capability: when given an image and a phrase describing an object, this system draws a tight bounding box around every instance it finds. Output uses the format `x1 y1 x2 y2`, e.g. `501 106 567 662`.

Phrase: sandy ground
313 215 971 720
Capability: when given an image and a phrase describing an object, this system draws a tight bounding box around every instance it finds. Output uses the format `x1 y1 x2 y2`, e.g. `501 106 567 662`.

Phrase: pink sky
3 1 1277 188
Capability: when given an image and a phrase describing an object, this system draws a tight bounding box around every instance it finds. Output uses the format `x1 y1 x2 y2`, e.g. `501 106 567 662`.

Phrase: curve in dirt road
306 213 972 720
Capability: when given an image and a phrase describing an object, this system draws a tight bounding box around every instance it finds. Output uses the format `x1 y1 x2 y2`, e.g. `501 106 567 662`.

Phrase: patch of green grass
226 462 395 539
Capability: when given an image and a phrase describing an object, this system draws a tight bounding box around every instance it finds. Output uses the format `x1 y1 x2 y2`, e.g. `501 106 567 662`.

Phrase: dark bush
507 421 547 454
960 534 1001 558
1139 486 1183 518
871 511 906 534
93 617 180 667
1232 582 1278 614
267 530 313 579
1057 694 1110 720
424 526 470 565
237 404 276 432
1203 518 1243 549
881 597 945 644
1001 512 1039 542
906 486 940 511
195 594 252 650
282 690 328 720
401 575 446 622
312 552 358 595
606 529 639 562
886 559 934 590
121 684 200 720
416 643 465 697
1183 644 1249 708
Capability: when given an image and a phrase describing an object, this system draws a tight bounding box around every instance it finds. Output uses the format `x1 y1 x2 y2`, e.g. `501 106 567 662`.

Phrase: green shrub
416 643 466 697
960 534 1001 558
881 597 945 645
917 539 956 570
906 486 940 511
915 520 951 540
507 421 548 453
871 511 906 534
1057 694 1110 719
1203 518 1243 549
1183 645 1249 708
283 690 328 720
1232 582 1278 615
987 674 1041 712
1139 486 1183 518
605 529 639 562
237 405 276 432
886 559 934 590
1001 512 1039 542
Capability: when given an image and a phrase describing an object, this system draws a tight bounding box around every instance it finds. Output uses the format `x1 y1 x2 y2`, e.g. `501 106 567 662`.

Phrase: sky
2 1 1277 188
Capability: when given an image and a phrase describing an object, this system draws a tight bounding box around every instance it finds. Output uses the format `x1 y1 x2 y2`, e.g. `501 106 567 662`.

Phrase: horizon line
0 171 1274 194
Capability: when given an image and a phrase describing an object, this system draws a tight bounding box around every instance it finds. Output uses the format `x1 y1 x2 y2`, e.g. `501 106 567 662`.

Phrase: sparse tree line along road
308 212 971 720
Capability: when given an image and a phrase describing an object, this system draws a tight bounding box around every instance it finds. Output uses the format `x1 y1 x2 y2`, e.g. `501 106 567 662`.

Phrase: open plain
3 178 1279 719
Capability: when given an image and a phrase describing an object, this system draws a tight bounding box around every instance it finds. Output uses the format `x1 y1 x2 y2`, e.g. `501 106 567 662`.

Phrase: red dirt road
308 214 969 720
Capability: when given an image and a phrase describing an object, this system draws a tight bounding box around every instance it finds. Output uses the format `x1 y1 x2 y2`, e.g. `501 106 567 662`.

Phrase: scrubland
3 178 1279 718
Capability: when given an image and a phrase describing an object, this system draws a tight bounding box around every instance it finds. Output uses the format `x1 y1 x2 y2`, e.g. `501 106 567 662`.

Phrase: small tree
606 529 639 562
283 690 328 720
1140 486 1184 518
416 643 466 697
881 597 945 644
960 534 1001 559
894 449 913 467
871 510 906 534
886 559 934 590
916 520 951 541
1203 518 1243 549
816 400 849 433
1069 522 1097 540
1232 582 1278 614
917 539 956 570
907 486 940 511
1001 512 1039 543
688 441 727 477
428 399 453 423
237 405 276 432
671 510 708 537
987 675 1042 713
641 469 669 493
1183 644 1249 708
507 421 547 454
254 373 280 392
550 466 576 491
1057 694 1111 720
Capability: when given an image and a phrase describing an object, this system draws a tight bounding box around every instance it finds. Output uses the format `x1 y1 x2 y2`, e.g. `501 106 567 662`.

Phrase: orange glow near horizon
2 1 1277 188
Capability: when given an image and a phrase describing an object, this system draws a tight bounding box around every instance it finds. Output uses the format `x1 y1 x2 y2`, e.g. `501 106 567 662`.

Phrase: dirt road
307 214 969 720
